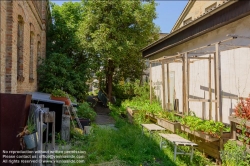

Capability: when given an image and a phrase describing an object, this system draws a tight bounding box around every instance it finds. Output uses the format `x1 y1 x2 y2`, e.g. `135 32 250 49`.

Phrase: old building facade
142 0 250 124
0 0 49 93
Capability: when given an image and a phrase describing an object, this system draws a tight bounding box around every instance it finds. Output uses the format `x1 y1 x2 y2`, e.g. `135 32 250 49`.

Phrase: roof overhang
142 0 245 58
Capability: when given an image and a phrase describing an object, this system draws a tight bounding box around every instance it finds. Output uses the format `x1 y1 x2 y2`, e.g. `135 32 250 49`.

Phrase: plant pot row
156 117 230 142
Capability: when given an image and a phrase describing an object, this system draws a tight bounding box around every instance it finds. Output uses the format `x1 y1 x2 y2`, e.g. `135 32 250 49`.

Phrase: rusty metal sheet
0 93 31 166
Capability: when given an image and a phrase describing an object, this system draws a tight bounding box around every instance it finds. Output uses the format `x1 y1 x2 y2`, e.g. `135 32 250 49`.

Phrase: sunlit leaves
78 0 160 80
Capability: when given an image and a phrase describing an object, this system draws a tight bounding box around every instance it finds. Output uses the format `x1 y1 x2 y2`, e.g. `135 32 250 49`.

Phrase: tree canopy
38 2 89 101
78 0 160 99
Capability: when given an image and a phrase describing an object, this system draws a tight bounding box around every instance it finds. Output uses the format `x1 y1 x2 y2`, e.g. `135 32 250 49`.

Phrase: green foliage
78 121 174 165
55 132 67 145
77 102 97 121
38 53 88 101
64 103 214 166
112 81 136 101
181 114 225 137
69 108 214 166
156 111 181 123
51 89 69 98
221 140 250 166
119 81 162 124
78 0 160 98
26 114 36 134
68 94 77 103
42 2 90 101
236 121 250 146
48 2 86 60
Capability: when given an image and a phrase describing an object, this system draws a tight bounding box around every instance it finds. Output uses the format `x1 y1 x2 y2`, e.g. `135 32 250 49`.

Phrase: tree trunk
106 60 114 102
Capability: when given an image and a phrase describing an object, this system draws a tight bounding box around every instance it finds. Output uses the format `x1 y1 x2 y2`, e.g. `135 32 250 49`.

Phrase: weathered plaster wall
150 14 250 124
181 0 224 27
149 14 250 60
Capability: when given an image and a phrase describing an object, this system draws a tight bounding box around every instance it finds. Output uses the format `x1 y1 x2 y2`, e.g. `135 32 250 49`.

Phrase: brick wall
0 0 49 93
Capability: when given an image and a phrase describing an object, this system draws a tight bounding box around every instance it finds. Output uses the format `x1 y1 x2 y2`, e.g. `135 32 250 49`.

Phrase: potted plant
77 102 97 128
50 89 71 105
17 114 38 150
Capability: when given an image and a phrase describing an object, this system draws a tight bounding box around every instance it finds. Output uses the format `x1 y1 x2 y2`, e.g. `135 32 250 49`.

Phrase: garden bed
229 116 250 149
146 113 157 123
229 116 250 128
156 118 181 133
181 125 230 142
126 107 139 123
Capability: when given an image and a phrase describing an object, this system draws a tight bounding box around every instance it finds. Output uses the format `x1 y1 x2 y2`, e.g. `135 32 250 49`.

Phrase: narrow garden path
93 102 115 125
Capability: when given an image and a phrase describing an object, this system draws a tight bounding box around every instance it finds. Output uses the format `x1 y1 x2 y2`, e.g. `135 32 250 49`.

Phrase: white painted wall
150 15 250 124
151 63 163 105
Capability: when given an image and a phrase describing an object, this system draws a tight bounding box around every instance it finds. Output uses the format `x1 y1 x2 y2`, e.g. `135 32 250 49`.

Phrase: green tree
78 0 159 101
47 2 84 60
38 53 88 101
38 2 89 101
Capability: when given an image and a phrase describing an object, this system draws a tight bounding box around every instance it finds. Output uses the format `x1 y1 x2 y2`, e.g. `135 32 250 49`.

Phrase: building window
37 41 41 83
205 3 217 13
183 17 192 26
29 31 35 82
37 41 41 65
17 15 24 82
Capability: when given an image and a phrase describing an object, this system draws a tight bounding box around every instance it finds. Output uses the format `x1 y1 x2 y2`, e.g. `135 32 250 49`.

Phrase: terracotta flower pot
51 96 71 105
236 129 242 134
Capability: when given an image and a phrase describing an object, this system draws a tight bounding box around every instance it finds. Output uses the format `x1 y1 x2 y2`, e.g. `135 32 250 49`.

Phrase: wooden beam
214 52 218 121
222 95 238 100
220 43 250 48
150 62 152 104
188 99 217 102
163 54 182 59
187 52 215 55
182 55 185 115
161 62 166 110
188 57 214 60
215 43 222 122
184 52 189 114
187 37 233 54
167 63 170 110
226 34 250 39
209 55 212 120
188 58 190 107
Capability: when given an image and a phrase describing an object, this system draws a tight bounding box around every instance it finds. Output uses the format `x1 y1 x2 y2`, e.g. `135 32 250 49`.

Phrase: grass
57 105 215 166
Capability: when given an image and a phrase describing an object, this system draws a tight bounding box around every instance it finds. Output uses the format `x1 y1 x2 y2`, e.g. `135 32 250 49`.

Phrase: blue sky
51 1 188 33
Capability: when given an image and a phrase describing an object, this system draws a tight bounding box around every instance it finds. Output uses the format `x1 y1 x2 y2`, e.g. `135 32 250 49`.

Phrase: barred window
17 15 24 82
29 31 35 82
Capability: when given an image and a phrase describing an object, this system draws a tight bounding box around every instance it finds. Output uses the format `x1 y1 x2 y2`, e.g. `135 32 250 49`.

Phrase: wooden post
150 62 152 104
167 63 170 110
209 54 212 120
161 61 166 110
184 52 189 114
182 55 185 115
188 58 190 113
215 43 222 122
214 52 218 121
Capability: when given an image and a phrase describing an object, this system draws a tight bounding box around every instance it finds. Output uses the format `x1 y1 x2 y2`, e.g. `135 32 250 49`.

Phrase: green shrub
37 53 88 101
77 102 97 121
221 140 250 166
51 89 69 98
